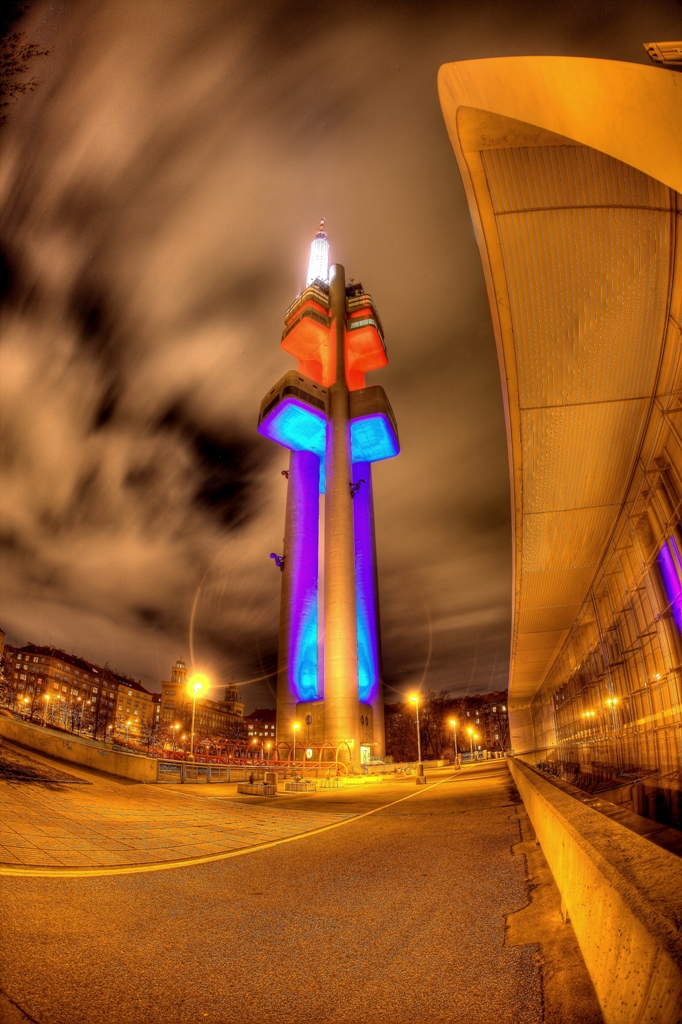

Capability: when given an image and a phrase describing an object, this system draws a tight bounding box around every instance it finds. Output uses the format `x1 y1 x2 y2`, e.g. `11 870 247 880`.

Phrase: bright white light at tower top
306 218 329 286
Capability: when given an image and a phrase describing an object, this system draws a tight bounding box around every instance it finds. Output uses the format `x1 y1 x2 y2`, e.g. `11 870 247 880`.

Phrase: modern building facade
258 222 399 763
439 56 682 819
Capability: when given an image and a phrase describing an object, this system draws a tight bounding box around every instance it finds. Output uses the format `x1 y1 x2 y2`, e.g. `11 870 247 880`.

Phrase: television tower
258 221 399 765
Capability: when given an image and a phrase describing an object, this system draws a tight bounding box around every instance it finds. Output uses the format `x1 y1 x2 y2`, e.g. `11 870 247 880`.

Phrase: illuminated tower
258 223 399 764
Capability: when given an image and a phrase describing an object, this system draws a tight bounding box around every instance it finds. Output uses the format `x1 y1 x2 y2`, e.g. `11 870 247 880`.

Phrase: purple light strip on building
657 536 682 635
353 461 379 704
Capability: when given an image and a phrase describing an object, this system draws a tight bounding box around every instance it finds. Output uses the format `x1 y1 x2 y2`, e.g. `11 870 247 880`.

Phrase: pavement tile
49 851 95 865
0 850 22 863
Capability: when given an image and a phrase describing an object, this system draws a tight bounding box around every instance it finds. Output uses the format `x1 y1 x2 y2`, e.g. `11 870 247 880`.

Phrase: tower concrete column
353 462 385 758
276 448 320 751
324 263 360 763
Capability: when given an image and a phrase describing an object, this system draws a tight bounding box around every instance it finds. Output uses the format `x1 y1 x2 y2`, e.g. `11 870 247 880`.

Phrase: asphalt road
0 762 599 1024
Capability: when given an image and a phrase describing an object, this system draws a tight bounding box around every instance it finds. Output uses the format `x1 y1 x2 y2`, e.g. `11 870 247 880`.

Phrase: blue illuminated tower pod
258 220 399 763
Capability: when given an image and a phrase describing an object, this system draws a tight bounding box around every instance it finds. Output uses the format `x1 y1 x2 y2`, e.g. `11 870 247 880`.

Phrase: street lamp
449 718 458 759
293 721 300 767
187 673 208 762
409 695 422 766
125 720 131 746
171 723 180 752
43 693 50 724
467 726 474 759
265 741 271 761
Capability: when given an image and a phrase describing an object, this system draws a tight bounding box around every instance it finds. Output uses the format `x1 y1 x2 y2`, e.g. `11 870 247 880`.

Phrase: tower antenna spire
306 217 329 286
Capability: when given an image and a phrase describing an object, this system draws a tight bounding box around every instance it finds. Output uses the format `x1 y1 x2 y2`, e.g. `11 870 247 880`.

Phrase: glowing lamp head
189 672 209 696
293 721 300 732
306 217 329 286
450 719 457 727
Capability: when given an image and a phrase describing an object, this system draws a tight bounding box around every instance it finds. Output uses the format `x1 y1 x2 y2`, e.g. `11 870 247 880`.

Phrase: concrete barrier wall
508 757 682 1024
0 716 158 783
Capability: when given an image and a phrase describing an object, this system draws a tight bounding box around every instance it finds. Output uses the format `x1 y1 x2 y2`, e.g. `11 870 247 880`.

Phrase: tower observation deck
258 224 399 766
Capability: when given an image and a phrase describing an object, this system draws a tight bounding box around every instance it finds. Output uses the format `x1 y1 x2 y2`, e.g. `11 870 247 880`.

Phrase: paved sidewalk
0 760 604 1024
0 744 355 870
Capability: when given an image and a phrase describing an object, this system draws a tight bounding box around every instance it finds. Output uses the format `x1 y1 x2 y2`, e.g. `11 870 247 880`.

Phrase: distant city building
159 658 244 740
244 708 276 740
461 691 509 752
0 643 155 740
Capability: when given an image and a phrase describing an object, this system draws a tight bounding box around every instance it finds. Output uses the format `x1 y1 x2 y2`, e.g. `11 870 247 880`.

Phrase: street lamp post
449 718 458 759
266 742 271 761
467 727 474 759
187 674 208 762
409 695 422 766
125 720 131 746
293 721 300 769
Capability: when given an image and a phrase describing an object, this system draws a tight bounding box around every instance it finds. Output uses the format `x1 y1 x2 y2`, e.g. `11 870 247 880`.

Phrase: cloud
1 0 673 706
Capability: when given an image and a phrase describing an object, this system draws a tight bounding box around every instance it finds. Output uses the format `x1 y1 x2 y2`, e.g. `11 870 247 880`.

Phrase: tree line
385 691 510 762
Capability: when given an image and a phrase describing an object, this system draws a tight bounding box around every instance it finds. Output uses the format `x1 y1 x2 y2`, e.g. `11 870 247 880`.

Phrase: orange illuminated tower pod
258 221 399 766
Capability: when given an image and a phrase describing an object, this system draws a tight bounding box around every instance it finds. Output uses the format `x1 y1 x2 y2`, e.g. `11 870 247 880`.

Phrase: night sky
0 0 680 710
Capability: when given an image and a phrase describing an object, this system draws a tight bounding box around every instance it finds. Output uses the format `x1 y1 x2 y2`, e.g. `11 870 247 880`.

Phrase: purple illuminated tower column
275 449 320 748
353 461 385 757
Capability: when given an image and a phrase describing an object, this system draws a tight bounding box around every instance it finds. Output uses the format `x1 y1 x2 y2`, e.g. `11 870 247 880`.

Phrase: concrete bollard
180 763 186 784
206 766 212 784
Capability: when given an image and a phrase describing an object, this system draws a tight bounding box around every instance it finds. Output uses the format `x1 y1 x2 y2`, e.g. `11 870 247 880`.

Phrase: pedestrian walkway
0 757 603 1024
0 743 355 870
